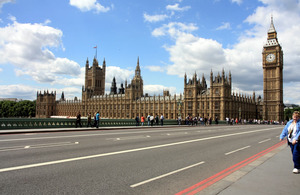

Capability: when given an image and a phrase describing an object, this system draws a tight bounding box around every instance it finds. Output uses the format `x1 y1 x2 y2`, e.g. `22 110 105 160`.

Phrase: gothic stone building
36 18 283 121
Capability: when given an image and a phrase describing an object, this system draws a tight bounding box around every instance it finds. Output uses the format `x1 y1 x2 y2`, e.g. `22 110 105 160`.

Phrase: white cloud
0 84 36 100
0 19 81 85
105 66 134 92
144 85 177 96
165 33 226 77
0 68 2 72
166 3 191 12
231 0 243 5
55 87 82 100
143 13 169 23
216 22 231 30
0 0 14 10
152 22 198 38
283 83 300 105
8 14 16 21
69 0 110 13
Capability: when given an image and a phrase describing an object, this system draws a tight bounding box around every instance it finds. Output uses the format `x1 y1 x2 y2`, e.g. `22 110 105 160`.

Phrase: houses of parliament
36 18 284 122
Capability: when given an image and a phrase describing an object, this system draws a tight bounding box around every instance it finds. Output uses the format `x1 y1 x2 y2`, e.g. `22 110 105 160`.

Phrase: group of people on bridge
75 112 100 128
135 114 165 127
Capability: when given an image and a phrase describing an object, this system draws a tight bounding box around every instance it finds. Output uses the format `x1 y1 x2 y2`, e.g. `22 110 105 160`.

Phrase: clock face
266 53 275 62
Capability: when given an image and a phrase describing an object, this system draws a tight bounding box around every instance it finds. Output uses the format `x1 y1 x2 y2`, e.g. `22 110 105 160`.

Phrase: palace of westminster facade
36 18 284 122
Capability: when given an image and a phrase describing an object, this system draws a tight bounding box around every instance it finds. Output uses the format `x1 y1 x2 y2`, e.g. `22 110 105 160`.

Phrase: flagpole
95 45 97 59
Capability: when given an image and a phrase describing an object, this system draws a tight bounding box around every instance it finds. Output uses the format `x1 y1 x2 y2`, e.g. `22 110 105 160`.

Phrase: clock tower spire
262 16 284 122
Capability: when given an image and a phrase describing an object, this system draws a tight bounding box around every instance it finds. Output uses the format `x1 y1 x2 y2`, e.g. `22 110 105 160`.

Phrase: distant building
36 18 283 121
0 98 21 102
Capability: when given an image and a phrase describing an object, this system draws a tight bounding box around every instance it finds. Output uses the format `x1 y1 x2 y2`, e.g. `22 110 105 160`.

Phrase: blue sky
0 0 300 105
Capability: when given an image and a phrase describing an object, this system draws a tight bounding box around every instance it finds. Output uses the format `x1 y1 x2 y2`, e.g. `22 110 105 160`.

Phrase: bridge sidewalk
215 145 299 195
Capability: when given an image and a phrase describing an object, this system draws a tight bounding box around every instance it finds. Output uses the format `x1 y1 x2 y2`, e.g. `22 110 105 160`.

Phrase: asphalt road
0 125 283 194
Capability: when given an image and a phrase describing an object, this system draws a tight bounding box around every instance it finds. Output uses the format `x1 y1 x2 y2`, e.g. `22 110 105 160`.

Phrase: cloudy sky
0 0 299 105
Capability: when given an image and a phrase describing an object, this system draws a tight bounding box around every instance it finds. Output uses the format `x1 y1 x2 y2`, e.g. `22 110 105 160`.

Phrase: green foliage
284 107 300 121
0 100 36 118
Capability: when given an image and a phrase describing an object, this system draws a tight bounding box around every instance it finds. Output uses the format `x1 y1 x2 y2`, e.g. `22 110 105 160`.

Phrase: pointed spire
135 57 141 77
268 15 276 33
85 58 89 70
103 58 106 67
93 57 98 67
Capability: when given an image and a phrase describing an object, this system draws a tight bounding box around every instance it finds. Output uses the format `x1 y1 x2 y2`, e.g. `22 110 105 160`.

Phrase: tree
284 107 300 121
0 100 36 118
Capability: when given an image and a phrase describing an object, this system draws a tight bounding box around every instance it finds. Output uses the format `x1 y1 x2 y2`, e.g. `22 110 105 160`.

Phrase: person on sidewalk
135 115 139 126
95 112 100 128
160 114 164 126
155 115 159 126
147 114 151 126
280 111 300 174
87 112 92 127
75 112 82 128
141 115 145 126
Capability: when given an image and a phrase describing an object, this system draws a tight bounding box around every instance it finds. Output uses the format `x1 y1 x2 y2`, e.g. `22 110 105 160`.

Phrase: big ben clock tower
262 17 284 122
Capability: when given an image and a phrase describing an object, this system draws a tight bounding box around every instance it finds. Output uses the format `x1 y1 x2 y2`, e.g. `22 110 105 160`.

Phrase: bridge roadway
0 125 284 194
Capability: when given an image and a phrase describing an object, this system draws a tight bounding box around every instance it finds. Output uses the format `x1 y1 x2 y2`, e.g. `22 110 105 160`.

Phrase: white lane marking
225 146 251 155
164 132 188 136
0 126 282 142
130 161 205 188
106 135 151 141
259 138 271 144
0 128 280 173
0 142 79 152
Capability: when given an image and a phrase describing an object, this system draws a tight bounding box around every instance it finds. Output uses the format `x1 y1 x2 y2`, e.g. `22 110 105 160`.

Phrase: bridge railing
0 118 178 130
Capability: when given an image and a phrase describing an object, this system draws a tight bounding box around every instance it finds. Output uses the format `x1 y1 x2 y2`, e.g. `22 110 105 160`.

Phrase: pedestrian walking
141 115 145 126
150 115 154 126
87 112 92 127
160 114 164 126
147 115 151 126
178 116 182 126
208 117 212 125
93 112 97 127
95 112 100 128
215 117 219 125
280 111 300 174
75 112 82 128
135 115 139 126
155 115 159 126
200 116 204 126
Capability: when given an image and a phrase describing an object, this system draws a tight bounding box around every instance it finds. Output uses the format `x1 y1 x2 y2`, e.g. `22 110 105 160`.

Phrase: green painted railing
0 118 178 130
